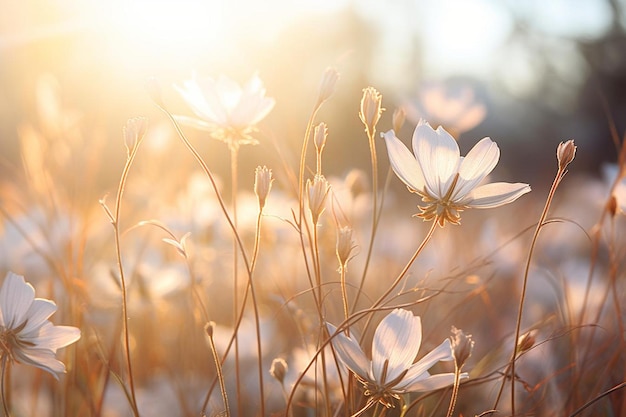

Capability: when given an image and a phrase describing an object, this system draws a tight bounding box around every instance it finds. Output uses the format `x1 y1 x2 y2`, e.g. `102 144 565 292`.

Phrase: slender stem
229 145 242 417
371 220 438 310
445 367 462 417
352 128 379 313
499 167 566 415
111 140 142 417
207 326 231 417
249 210 266 417
1 356 10 417
340 266 350 330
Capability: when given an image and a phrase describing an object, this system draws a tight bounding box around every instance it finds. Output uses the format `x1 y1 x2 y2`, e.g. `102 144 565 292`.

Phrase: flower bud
254 166 274 210
314 122 328 155
123 117 148 157
392 107 406 133
204 321 215 338
359 87 383 136
450 326 474 370
607 195 618 218
517 331 535 354
557 140 576 171
336 226 355 268
317 68 340 106
307 175 330 224
269 357 288 385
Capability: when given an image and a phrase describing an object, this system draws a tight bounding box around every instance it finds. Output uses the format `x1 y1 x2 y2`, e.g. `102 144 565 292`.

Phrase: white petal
326 323 370 378
13 347 66 379
382 130 426 192
466 182 531 208
215 75 243 112
371 309 421 384
174 81 221 124
399 338 453 388
413 120 460 198
32 323 81 350
21 298 56 334
0 272 34 329
453 137 500 201
174 115 217 132
401 372 461 392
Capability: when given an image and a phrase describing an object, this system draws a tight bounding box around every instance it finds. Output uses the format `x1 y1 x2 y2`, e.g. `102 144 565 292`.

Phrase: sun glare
102 0 227 66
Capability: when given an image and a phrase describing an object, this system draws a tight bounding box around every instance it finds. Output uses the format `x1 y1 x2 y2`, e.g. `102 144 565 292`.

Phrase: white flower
0 272 80 379
327 309 465 409
175 73 275 146
405 83 486 134
383 120 531 226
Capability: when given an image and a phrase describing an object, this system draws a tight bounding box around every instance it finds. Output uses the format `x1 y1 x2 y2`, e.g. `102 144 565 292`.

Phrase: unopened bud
314 122 328 155
517 331 535 354
557 140 576 171
392 107 406 133
269 357 288 384
123 117 148 156
254 166 274 210
359 87 383 136
204 321 216 338
336 226 355 268
450 326 474 370
307 175 330 224
317 68 340 106
345 169 368 199
607 195 618 218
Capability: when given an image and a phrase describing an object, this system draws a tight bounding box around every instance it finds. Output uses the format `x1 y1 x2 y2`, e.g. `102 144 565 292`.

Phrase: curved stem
1 356 11 417
352 128 379 313
111 138 143 417
229 145 242 416
445 367 462 417
495 167 565 415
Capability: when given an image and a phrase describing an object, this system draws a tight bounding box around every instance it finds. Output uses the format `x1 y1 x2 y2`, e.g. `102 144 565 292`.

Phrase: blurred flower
175 73 275 148
316 67 340 106
405 83 486 135
269 357 288 385
383 120 531 226
0 272 80 379
327 308 463 409
392 107 406 133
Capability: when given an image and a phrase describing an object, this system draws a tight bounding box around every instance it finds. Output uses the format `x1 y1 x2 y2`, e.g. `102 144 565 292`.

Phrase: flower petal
371 309 422 384
12 347 66 380
400 372 463 392
326 323 370 378
21 298 57 334
453 137 500 201
465 182 531 208
0 272 34 329
413 120 460 198
383 130 426 192
399 338 453 388
174 115 217 132
174 80 221 124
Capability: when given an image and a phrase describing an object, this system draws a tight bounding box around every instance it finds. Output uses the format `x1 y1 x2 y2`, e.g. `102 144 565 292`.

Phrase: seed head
336 226 355 267
269 357 288 384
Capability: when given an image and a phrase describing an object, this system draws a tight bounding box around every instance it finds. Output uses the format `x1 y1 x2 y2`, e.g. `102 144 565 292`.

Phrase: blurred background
0 0 625 194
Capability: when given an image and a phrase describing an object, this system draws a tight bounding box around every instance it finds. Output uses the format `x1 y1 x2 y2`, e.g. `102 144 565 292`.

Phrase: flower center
417 173 468 226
